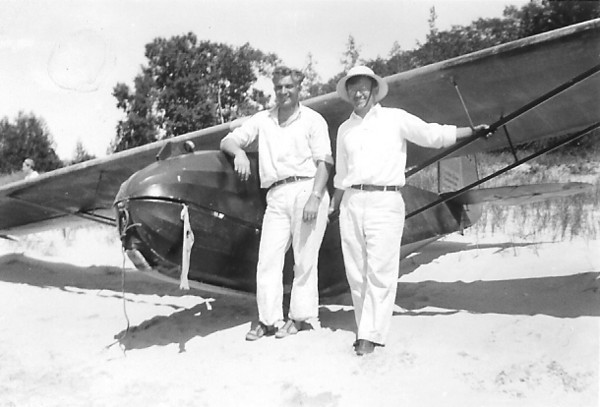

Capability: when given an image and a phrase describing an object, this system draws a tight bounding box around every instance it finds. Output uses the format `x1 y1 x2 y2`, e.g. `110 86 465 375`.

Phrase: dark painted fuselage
114 150 474 296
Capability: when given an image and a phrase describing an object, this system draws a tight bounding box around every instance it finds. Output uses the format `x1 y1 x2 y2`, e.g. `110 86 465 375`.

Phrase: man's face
273 75 300 109
22 161 32 173
346 76 377 111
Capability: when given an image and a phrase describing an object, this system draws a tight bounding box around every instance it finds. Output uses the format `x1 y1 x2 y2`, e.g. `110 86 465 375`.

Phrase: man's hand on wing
473 124 493 139
234 151 251 181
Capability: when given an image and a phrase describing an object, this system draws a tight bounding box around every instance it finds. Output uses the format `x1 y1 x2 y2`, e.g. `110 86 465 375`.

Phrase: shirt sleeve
309 112 334 165
399 110 457 148
333 123 348 189
220 114 260 150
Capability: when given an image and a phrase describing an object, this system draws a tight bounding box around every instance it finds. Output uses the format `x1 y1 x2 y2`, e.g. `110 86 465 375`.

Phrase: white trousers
256 180 330 326
339 189 405 345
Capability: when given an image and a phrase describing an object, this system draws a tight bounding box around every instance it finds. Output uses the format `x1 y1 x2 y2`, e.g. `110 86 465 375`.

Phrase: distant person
220 66 333 341
22 158 39 180
330 66 490 356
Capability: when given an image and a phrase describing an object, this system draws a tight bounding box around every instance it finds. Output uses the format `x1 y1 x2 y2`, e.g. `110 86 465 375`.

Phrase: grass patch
407 151 600 241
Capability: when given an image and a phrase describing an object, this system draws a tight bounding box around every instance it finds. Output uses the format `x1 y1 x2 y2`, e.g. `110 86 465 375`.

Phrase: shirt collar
269 103 303 126
350 103 381 121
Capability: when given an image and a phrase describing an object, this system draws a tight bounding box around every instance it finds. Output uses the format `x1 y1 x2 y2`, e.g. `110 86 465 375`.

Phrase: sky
0 0 529 160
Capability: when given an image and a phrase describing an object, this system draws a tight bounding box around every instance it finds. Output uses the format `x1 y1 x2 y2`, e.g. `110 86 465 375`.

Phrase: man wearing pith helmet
330 65 488 356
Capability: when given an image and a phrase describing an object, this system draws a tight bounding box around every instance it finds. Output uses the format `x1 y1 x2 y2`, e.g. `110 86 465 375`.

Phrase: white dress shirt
334 104 457 189
221 104 333 188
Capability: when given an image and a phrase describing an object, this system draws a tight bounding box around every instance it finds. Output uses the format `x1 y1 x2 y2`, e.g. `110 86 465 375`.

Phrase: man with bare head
221 66 332 341
22 158 39 180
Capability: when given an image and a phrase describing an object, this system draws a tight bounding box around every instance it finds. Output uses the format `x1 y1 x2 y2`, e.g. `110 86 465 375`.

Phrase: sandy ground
0 225 598 407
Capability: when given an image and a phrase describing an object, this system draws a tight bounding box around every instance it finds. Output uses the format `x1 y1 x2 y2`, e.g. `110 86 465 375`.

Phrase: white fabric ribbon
179 204 195 290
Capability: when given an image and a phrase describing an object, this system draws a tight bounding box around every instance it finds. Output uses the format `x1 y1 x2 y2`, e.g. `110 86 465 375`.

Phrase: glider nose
115 202 152 271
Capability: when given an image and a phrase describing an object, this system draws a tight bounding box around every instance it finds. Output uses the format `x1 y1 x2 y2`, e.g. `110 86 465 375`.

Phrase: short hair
23 158 35 168
346 75 378 90
272 66 305 85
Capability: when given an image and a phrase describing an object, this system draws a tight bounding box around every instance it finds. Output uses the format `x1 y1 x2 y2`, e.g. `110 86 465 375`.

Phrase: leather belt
351 184 402 192
270 176 312 189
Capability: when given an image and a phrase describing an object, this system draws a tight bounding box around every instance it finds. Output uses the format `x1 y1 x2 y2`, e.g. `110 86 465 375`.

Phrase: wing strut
8 193 116 227
405 62 600 178
405 121 600 219
452 77 476 129
502 121 519 162
75 211 116 226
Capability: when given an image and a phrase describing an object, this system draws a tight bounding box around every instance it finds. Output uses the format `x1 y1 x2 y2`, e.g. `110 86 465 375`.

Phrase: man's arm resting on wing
220 137 251 181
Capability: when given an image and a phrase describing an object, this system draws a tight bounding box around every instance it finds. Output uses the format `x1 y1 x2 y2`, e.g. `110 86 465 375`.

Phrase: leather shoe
275 319 300 338
355 339 375 356
245 322 275 341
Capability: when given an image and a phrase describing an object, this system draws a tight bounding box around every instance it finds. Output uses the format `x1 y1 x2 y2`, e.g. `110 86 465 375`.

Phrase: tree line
1 0 597 175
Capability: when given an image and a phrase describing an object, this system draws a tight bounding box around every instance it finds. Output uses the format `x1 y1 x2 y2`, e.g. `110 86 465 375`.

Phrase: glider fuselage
114 150 475 296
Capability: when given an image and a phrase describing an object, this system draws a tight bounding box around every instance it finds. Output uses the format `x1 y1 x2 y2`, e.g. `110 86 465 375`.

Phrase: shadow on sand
394 239 600 318
318 268 600 334
1 235 598 352
113 296 256 353
0 253 256 352
320 239 600 333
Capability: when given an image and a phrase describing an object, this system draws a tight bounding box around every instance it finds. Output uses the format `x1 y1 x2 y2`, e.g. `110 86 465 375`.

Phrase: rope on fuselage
105 219 142 352
104 246 132 353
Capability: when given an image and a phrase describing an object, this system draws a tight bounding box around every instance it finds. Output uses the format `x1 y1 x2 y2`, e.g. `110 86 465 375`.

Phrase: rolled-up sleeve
220 115 259 150
309 114 334 165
